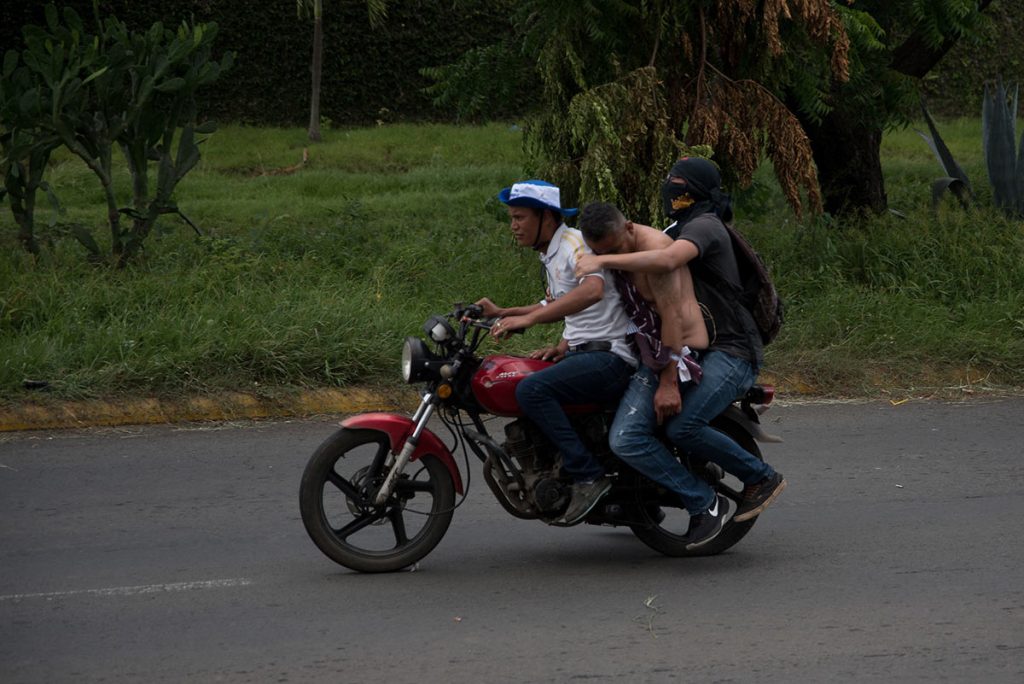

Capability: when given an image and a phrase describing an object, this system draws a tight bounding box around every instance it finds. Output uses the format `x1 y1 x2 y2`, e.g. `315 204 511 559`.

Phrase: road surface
1 398 1022 682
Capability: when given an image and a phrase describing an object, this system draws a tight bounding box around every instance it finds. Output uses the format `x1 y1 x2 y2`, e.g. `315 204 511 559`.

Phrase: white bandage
669 346 693 383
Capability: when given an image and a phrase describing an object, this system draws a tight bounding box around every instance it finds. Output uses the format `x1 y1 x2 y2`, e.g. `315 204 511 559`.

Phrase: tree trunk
801 111 887 216
307 8 323 143
799 1 996 216
11 184 40 256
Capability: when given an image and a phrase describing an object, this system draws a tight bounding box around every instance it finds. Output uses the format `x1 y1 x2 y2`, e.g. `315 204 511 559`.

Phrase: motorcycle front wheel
299 427 455 573
629 418 761 557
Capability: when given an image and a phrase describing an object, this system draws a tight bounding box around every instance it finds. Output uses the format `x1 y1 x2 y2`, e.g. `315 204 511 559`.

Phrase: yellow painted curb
0 388 420 432
5 375 1010 433
0 375 807 433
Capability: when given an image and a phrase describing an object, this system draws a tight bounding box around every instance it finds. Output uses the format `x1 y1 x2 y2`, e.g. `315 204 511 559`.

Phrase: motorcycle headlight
401 337 447 383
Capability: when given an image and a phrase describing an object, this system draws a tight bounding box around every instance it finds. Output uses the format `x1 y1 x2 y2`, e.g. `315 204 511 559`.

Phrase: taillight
746 385 774 405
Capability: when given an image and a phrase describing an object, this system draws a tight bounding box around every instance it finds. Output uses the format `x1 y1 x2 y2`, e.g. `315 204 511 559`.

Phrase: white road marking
0 577 254 602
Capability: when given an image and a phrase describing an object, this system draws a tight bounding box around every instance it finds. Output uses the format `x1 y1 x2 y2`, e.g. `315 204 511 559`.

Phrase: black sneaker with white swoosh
684 494 736 549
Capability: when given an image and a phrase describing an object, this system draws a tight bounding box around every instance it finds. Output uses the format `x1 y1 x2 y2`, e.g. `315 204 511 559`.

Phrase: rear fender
713 404 783 444
340 413 464 494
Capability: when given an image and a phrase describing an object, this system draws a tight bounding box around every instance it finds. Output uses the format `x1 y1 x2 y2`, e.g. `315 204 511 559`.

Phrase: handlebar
459 303 485 320
454 303 523 335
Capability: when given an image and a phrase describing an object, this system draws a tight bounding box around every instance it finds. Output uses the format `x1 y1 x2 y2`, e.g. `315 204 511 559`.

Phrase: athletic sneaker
560 477 612 524
734 471 787 522
684 494 735 549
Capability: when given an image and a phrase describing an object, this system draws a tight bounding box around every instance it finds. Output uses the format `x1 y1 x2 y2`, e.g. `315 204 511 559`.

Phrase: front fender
340 413 464 494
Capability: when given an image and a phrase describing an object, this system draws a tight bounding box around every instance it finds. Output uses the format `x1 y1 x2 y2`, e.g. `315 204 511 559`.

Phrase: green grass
741 118 1024 392
1 120 1022 403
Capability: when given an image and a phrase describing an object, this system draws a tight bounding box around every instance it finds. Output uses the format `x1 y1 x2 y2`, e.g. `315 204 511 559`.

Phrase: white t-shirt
539 224 636 365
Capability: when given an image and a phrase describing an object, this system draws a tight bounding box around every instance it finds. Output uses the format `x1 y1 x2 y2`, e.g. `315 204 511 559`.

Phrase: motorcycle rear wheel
629 419 761 557
299 427 455 573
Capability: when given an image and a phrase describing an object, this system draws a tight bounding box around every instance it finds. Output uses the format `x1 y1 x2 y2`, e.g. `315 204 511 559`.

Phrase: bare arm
649 269 686 423
493 275 604 336
474 297 543 318
576 239 699 277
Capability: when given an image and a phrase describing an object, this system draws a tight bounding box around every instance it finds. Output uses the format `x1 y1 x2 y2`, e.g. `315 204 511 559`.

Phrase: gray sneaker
560 477 612 524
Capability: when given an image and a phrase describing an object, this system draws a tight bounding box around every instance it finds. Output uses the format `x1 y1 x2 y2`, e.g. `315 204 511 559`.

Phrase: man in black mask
575 158 785 531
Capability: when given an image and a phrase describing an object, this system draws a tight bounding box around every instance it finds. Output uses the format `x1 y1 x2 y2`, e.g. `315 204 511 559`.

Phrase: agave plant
982 80 1024 218
917 97 974 210
919 80 1024 218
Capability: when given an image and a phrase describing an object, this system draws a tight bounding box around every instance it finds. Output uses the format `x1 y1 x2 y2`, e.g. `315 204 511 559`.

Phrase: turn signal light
436 383 453 399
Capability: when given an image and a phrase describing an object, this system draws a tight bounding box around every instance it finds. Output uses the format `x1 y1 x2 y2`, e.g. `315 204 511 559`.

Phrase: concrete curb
0 388 419 432
4 377 1015 432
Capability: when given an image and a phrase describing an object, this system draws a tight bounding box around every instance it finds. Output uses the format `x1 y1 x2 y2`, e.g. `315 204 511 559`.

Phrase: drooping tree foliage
426 0 997 220
534 0 859 221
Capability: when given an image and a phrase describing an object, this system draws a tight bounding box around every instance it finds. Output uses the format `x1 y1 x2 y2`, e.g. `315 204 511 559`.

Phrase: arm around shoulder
590 239 698 274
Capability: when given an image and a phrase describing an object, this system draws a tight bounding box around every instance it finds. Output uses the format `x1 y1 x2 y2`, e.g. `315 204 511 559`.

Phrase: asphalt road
1 398 1022 683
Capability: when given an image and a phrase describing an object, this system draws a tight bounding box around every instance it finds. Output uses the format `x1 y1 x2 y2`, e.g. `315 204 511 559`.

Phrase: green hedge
3 0 1021 124
1 0 517 125
924 1 1024 115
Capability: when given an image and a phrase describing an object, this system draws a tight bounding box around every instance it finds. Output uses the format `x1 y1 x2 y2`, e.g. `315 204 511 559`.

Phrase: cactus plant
982 80 1024 218
4 4 232 264
919 80 1024 219
0 49 62 255
917 97 974 210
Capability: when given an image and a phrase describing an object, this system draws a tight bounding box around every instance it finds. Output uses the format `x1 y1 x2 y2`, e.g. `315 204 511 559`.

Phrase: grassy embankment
1 120 1022 405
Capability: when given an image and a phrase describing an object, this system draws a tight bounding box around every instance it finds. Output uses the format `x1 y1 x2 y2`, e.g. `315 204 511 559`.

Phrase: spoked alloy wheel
299 428 455 573
629 419 761 557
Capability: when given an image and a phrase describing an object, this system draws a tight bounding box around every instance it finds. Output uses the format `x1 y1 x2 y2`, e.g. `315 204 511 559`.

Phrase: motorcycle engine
503 419 553 469
502 419 567 515
533 478 568 512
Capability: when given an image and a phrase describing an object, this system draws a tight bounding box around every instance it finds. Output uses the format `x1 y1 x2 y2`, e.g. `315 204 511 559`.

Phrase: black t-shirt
674 214 763 366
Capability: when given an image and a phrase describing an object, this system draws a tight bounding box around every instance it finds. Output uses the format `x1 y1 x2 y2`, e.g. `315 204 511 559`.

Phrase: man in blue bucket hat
476 180 637 524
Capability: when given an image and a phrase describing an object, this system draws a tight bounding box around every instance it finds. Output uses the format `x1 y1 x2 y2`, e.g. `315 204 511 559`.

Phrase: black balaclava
660 157 733 226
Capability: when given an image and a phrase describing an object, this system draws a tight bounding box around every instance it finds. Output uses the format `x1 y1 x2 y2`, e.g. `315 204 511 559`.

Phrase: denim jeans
515 350 633 483
609 350 775 514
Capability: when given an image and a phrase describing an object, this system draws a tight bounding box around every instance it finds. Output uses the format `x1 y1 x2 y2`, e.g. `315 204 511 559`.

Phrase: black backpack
668 219 784 346
723 223 784 345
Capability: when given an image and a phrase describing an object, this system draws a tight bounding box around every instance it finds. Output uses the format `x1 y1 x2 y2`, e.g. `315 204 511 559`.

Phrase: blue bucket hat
497 179 578 217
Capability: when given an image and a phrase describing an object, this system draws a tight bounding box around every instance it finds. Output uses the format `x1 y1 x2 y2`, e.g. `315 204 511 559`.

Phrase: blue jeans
515 350 633 482
609 351 775 514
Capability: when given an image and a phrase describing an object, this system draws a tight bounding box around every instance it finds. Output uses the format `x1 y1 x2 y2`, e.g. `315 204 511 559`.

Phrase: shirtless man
576 201 731 548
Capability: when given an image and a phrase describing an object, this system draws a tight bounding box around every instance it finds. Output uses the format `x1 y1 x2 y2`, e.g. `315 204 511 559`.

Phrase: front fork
373 393 437 505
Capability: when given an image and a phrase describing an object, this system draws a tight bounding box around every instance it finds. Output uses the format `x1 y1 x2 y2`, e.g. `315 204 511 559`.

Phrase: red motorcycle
299 303 780 572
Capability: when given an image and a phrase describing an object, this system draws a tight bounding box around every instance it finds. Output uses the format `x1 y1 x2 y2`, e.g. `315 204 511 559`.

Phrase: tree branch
891 0 995 79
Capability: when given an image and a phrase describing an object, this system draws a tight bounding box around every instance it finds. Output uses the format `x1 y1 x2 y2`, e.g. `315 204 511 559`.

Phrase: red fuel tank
471 354 604 416
471 355 551 416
